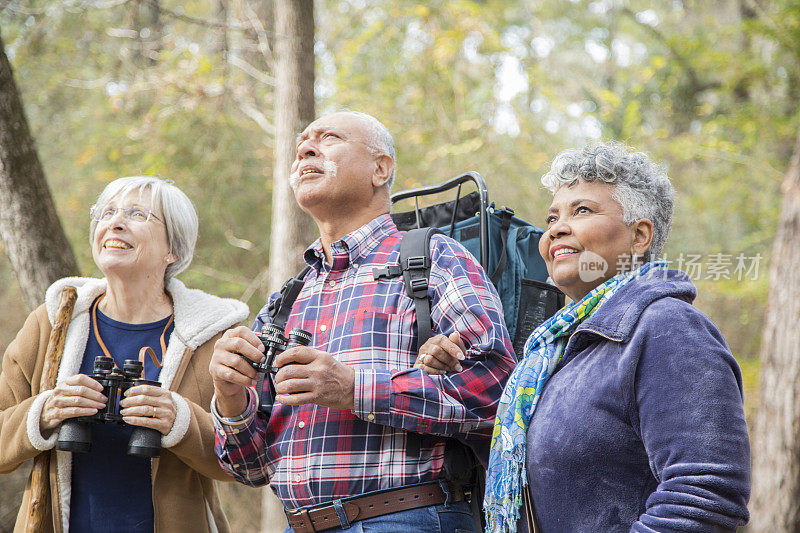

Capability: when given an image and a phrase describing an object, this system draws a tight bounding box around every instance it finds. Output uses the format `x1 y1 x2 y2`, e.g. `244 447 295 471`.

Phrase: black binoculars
247 324 312 402
56 356 162 458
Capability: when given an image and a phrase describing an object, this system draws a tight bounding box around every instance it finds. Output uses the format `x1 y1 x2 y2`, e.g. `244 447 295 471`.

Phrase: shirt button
329 279 336 287
298 421 305 429
294 474 301 483
320 324 327 332
367 413 375 421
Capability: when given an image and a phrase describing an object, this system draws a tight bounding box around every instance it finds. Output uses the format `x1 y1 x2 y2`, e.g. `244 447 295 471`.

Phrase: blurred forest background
0 0 798 531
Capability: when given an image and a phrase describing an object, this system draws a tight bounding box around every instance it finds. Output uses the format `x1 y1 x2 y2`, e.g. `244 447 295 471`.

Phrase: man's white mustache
289 161 338 190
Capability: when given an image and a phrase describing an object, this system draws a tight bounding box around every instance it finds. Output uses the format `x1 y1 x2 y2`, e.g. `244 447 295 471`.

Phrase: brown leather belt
284 481 464 533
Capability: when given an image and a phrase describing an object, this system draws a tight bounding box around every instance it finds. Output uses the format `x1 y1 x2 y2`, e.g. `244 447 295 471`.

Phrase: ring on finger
151 405 157 417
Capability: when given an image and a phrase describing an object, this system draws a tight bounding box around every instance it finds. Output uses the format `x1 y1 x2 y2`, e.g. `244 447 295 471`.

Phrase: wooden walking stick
25 286 77 533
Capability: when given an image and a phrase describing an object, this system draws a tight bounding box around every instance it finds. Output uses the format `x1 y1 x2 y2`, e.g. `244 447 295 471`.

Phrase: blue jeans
283 484 475 533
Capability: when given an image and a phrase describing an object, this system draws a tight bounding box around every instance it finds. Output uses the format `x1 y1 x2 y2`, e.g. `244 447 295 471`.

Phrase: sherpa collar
45 276 249 389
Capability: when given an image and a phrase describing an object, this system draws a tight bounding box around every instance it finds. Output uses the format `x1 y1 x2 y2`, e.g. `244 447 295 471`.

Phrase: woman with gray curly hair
1 176 248 532
482 143 751 532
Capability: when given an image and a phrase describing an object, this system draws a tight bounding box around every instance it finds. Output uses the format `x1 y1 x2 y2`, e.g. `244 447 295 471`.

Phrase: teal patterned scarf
484 261 668 532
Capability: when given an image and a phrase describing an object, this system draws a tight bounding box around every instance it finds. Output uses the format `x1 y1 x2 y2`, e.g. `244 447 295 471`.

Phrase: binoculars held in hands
247 324 312 402
56 356 162 458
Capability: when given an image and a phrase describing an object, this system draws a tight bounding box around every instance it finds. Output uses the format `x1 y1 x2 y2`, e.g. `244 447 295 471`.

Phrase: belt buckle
284 507 316 533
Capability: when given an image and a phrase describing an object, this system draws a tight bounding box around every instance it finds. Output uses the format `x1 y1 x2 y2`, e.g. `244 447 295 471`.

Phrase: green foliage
2 0 274 314
2 0 799 369
314 0 797 367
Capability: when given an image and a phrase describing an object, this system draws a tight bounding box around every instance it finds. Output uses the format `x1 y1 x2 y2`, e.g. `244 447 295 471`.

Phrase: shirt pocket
330 308 417 369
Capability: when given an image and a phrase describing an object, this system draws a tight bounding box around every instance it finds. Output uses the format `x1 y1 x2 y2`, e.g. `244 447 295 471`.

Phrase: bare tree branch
240 265 271 305
236 97 276 137
140 0 248 31
224 228 255 250
89 0 132 9
63 75 111 89
229 54 275 86
240 0 273 62
2 1 45 15
106 27 139 39
192 265 252 286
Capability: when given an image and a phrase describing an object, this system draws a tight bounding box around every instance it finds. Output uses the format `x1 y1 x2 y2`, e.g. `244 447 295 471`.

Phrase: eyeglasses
90 205 163 224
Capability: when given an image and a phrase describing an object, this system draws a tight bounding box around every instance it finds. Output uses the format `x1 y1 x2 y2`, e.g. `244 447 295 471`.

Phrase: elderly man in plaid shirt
209 111 515 533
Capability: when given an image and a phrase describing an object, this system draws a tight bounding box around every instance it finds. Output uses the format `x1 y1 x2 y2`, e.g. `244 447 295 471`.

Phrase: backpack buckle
373 264 402 280
409 277 429 294
404 256 429 270
267 296 282 318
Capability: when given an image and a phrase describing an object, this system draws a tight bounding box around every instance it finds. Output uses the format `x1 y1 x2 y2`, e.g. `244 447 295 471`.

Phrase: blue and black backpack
388 171 563 356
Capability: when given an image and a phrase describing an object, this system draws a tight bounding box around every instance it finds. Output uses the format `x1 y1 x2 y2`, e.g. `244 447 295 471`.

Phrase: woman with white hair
0 176 248 532
481 143 751 532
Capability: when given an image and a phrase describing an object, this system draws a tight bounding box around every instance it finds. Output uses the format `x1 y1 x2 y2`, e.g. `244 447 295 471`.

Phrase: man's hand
272 347 355 410
210 326 264 417
413 331 466 375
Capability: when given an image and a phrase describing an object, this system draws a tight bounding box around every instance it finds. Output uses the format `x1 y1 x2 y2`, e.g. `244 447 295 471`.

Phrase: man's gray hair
90 176 198 281
541 142 674 260
341 111 396 190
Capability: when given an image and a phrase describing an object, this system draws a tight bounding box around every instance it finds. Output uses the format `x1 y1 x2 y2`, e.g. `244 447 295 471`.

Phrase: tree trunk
266 0 316 293
0 32 78 311
749 127 800 531
214 0 229 59
262 1 315 531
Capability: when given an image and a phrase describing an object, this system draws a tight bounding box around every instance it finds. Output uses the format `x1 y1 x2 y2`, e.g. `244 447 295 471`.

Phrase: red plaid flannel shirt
213 214 515 509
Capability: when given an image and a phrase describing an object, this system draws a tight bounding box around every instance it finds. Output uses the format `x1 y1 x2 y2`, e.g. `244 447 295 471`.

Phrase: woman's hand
40 374 107 434
414 331 467 375
120 385 176 436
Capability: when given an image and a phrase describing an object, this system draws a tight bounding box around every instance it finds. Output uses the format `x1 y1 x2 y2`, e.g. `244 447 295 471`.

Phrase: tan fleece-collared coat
0 277 249 533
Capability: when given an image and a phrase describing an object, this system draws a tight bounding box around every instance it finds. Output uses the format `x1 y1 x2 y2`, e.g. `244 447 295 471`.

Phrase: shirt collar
303 214 398 271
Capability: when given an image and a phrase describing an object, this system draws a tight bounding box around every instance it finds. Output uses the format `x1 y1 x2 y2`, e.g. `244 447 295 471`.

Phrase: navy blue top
69 303 172 533
524 270 750 532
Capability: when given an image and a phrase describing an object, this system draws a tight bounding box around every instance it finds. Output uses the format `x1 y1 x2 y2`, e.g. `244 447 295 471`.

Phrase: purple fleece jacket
525 269 750 532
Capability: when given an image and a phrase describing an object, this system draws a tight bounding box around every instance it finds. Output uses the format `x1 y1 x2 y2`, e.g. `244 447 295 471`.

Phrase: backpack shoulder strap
399 227 442 352
267 265 311 329
370 227 440 459
489 206 515 286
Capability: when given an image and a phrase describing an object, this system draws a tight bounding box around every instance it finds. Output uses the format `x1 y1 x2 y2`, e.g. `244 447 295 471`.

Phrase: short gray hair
90 176 198 281
338 111 396 190
541 142 674 260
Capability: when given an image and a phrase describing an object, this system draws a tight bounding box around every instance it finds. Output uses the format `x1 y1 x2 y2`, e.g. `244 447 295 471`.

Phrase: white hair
541 142 674 260
335 110 396 190
89 176 198 281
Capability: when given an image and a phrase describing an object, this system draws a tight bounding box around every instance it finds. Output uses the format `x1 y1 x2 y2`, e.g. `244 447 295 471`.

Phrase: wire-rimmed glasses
90 205 163 224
